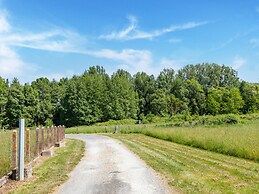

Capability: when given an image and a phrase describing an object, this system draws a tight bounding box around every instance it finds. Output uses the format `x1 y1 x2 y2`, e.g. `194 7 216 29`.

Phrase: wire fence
0 126 65 178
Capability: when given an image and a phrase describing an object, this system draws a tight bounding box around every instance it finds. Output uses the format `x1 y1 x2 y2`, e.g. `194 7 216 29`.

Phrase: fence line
0 126 65 180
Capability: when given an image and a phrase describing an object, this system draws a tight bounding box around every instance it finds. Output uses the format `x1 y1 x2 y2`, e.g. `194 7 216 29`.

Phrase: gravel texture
57 134 172 194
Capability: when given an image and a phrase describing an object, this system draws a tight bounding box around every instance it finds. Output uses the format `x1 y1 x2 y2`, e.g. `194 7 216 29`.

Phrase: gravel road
56 134 172 194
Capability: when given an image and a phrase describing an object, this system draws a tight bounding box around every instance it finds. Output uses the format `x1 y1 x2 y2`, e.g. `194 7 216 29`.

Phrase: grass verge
0 131 12 177
110 134 259 193
11 139 84 194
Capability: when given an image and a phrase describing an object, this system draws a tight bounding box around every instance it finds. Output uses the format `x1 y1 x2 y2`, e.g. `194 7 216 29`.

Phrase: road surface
57 134 172 194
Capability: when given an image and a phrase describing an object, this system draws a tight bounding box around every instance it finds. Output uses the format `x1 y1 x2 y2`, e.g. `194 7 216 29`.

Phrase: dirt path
56 134 172 194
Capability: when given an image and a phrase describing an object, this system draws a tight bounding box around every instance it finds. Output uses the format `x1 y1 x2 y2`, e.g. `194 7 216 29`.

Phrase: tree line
0 63 259 128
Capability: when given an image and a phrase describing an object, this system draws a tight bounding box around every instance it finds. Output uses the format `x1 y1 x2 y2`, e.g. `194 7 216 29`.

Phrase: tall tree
23 84 39 126
134 72 155 117
31 77 53 126
107 69 138 120
156 68 175 93
0 77 8 128
185 79 205 115
5 78 25 128
239 81 258 113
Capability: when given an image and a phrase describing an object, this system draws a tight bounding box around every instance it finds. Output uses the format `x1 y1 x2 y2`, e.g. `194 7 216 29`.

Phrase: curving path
56 134 172 194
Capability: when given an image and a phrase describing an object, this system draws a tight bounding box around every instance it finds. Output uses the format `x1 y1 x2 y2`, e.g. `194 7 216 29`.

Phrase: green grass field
110 134 259 193
0 131 12 177
66 120 259 162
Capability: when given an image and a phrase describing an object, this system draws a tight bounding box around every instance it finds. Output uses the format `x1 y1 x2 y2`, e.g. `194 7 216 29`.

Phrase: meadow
66 120 259 162
110 134 259 193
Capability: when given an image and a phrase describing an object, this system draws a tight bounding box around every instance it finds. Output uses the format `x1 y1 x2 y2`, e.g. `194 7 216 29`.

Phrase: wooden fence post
35 128 39 157
56 126 59 143
12 130 17 169
63 125 65 140
25 129 30 162
41 127 45 152
47 127 50 148
52 126 55 146
11 130 17 180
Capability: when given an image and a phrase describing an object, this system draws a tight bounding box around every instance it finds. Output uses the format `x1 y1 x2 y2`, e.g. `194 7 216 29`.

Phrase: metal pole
18 118 25 181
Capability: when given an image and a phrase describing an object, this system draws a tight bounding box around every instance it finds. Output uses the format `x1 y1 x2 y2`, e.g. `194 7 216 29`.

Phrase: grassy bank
66 120 259 162
110 134 259 193
120 121 259 161
11 139 84 194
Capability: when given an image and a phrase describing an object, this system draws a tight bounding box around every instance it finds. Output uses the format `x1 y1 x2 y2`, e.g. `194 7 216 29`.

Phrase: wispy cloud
256 7 259 13
231 56 246 70
210 34 240 51
159 58 182 71
0 10 155 79
0 10 32 79
87 49 153 74
0 9 87 80
0 9 9 33
100 16 208 41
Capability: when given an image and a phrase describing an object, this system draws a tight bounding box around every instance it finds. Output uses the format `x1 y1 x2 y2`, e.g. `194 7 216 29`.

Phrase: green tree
150 89 167 116
23 84 39 126
5 78 25 128
156 68 175 93
166 94 185 116
220 87 244 114
134 72 155 117
206 88 222 115
107 69 138 120
185 79 205 115
177 63 239 92
32 77 53 126
0 77 8 128
239 81 258 113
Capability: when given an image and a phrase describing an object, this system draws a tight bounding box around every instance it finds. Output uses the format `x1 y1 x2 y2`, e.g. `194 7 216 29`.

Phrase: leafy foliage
0 63 258 128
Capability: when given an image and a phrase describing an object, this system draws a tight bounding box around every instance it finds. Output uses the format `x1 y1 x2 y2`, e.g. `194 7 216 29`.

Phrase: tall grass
66 125 119 134
0 130 12 177
66 120 259 161
0 128 50 178
120 121 259 161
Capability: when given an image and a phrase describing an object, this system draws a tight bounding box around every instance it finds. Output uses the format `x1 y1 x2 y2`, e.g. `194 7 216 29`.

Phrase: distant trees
0 63 258 129
0 77 8 129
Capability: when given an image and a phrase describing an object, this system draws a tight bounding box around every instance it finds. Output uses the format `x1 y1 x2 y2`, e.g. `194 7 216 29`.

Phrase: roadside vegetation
0 131 12 177
11 139 84 194
110 134 259 193
66 116 259 162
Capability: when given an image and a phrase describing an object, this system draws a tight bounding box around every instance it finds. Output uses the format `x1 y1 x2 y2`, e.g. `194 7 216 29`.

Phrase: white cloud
231 57 246 70
88 49 153 74
0 10 10 33
159 58 182 71
0 45 24 75
0 9 87 80
0 10 154 79
0 11 155 79
41 70 76 81
100 16 208 41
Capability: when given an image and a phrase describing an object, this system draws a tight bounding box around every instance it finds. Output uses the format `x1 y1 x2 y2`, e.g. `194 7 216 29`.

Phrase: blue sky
0 0 259 83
